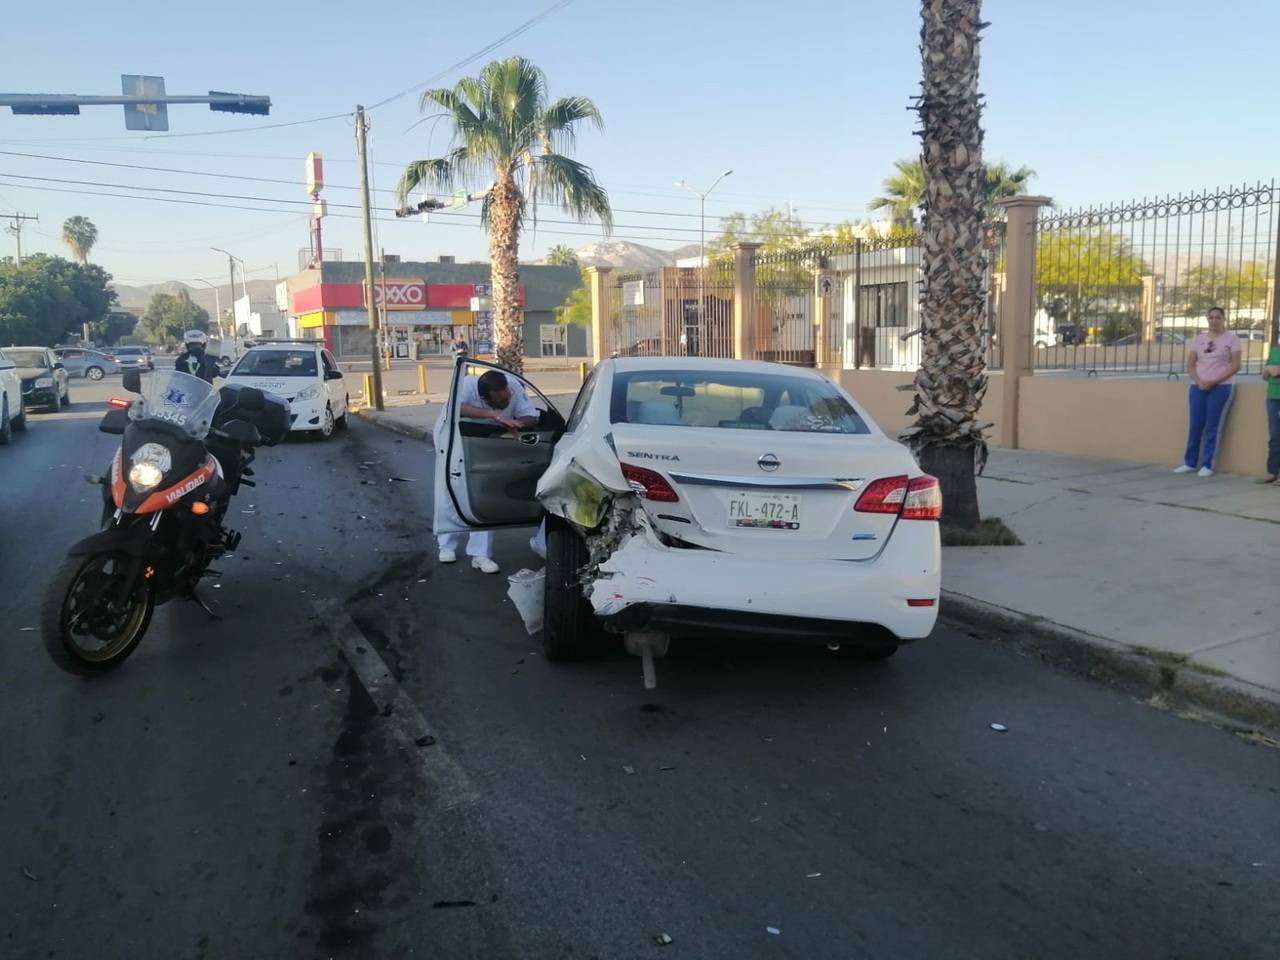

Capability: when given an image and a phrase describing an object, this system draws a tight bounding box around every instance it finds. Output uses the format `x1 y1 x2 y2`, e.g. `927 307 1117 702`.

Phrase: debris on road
990 723 1008 732
654 933 673 946
21 868 38 881
807 872 821 878
414 735 436 747
766 926 781 936
431 899 477 908
388 476 416 483
623 765 636 775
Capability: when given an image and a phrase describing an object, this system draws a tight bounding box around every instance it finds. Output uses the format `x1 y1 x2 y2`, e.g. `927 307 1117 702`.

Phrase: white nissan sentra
436 357 941 666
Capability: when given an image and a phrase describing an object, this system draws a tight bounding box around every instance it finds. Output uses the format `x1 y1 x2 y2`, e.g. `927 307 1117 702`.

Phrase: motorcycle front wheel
41 552 155 676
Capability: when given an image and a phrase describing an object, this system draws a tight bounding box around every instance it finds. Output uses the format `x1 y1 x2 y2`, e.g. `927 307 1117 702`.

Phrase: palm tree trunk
903 0 988 531
488 177 525 375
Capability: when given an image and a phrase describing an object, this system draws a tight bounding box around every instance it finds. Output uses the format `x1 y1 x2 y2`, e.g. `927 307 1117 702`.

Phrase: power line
367 0 577 111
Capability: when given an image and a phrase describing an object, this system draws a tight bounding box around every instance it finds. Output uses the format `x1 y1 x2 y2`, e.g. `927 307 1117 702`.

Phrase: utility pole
4 212 37 264
355 105 384 411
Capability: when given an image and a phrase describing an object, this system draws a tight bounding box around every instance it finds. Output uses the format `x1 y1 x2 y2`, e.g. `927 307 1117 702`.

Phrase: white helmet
183 329 208 346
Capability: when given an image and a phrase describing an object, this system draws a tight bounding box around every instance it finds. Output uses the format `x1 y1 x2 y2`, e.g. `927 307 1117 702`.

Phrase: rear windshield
610 369 871 434
6 350 48 368
233 350 318 377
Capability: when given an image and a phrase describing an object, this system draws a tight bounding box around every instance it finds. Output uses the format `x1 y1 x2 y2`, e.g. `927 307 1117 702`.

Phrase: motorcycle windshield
127 370 221 440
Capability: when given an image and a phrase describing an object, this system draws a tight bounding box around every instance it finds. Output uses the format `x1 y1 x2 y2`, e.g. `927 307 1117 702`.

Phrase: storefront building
281 259 586 361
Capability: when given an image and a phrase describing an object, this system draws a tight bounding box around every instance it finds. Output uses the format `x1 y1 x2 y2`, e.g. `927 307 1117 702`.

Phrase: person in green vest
1260 335 1280 483
174 330 218 383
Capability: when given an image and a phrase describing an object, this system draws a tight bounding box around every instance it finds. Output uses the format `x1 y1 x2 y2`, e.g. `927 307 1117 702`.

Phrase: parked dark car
5 346 70 411
1056 324 1086 346
1106 332 1186 348
54 347 119 380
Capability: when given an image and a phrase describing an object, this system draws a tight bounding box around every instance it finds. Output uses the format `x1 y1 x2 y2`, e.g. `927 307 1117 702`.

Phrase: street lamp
676 169 733 355
193 279 221 341
211 247 249 355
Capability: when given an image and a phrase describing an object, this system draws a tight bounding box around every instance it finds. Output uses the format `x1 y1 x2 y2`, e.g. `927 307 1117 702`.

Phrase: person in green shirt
1260 339 1280 483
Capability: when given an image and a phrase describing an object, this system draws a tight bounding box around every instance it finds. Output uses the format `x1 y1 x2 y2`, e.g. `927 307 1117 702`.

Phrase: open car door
433 357 567 536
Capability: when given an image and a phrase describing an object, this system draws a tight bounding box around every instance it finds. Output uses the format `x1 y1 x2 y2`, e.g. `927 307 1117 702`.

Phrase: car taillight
901 475 942 520
854 475 908 513
854 474 941 521
620 463 680 502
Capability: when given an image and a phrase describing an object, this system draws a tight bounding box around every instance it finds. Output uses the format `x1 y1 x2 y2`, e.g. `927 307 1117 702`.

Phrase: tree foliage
1171 261 1271 321
0 254 117 345
545 244 579 267
62 216 99 263
555 267 593 328
1035 229 1150 324
870 157 1037 224
397 56 612 374
139 290 210 345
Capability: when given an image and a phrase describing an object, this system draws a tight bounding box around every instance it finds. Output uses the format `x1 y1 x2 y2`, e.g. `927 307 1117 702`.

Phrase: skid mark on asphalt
313 599 479 810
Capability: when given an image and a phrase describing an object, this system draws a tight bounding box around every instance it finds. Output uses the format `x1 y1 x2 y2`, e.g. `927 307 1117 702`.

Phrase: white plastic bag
507 567 545 635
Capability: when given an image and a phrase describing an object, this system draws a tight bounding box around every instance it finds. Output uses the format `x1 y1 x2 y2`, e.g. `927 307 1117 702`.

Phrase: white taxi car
223 341 349 439
437 357 942 670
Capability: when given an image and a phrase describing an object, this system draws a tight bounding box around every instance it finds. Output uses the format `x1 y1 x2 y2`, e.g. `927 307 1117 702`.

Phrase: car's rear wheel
543 517 600 661
86 366 104 381
0 398 11 445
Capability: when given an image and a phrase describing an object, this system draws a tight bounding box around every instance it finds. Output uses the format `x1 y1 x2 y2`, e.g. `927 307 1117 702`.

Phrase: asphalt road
1 376 1277 960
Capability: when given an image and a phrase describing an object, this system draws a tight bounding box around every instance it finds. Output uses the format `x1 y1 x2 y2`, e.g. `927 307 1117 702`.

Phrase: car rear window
233 350 318 377
610 369 870 434
6 350 48 368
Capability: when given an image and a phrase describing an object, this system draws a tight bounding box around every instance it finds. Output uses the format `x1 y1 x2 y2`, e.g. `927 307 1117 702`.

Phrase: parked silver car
110 345 155 371
54 347 120 381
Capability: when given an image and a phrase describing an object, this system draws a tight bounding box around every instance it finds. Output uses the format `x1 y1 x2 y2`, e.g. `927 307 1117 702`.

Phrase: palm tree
870 157 1035 223
901 0 989 530
62 216 99 263
545 243 579 266
397 57 612 374
868 159 927 228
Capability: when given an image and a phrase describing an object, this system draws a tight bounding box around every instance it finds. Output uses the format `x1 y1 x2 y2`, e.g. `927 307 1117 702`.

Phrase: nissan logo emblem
757 453 780 472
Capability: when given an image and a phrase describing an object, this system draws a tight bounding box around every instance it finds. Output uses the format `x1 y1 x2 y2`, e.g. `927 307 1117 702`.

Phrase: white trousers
436 520 546 561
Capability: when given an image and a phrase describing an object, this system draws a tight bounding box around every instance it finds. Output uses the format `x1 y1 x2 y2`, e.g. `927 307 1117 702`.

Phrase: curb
941 590 1280 740
355 407 429 442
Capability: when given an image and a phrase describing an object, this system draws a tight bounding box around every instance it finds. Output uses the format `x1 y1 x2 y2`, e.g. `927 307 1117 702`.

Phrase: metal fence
1031 181 1277 376
611 267 735 359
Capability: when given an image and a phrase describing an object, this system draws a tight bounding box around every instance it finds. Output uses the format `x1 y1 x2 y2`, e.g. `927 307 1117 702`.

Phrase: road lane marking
313 599 479 810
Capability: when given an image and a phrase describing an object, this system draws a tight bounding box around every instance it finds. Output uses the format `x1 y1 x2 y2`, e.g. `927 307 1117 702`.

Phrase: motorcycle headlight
35 377 54 388
295 384 322 401
128 443 173 493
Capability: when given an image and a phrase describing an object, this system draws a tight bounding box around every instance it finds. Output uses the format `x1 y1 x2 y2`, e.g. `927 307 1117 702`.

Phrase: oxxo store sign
371 280 427 309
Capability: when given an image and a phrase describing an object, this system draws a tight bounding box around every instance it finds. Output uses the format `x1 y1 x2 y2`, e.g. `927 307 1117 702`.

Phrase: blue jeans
1267 398 1280 477
1184 383 1234 470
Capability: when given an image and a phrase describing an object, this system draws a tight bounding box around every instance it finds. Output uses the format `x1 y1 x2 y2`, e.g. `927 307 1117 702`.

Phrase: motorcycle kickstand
188 589 224 622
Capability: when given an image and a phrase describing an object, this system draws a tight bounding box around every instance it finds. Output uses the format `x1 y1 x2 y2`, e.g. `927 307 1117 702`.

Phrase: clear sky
2 0 1276 287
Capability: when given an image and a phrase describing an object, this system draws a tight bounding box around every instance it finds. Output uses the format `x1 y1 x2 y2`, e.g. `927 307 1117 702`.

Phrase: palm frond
531 153 612 232
540 96 604 154
396 151 468 205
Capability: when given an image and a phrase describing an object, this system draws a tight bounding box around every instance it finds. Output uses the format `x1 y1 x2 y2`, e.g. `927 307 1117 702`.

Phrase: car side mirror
122 369 142 394
325 369 343 380
53 361 64 369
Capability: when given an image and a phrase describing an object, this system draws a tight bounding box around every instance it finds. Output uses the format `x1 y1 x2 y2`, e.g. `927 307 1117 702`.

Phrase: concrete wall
837 369 1008 444
837 369 1270 476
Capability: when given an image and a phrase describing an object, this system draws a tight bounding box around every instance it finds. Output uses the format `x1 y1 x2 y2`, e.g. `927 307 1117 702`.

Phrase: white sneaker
438 548 457 563
471 557 500 574
1173 465 1195 474
1198 467 1214 477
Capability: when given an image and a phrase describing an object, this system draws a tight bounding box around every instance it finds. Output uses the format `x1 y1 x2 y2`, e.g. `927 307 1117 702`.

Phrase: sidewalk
357 394 1280 737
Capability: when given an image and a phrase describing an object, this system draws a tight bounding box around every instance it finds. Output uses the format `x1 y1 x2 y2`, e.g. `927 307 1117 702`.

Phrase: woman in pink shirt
1175 307 1242 477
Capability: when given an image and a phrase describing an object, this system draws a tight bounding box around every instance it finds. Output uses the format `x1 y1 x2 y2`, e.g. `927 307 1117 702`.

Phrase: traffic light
208 92 271 116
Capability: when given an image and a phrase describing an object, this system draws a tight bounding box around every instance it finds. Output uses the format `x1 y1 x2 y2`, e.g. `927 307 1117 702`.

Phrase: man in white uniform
434 370 545 573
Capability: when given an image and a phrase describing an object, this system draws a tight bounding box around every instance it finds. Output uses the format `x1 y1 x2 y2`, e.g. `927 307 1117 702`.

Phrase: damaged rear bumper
586 521 940 644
